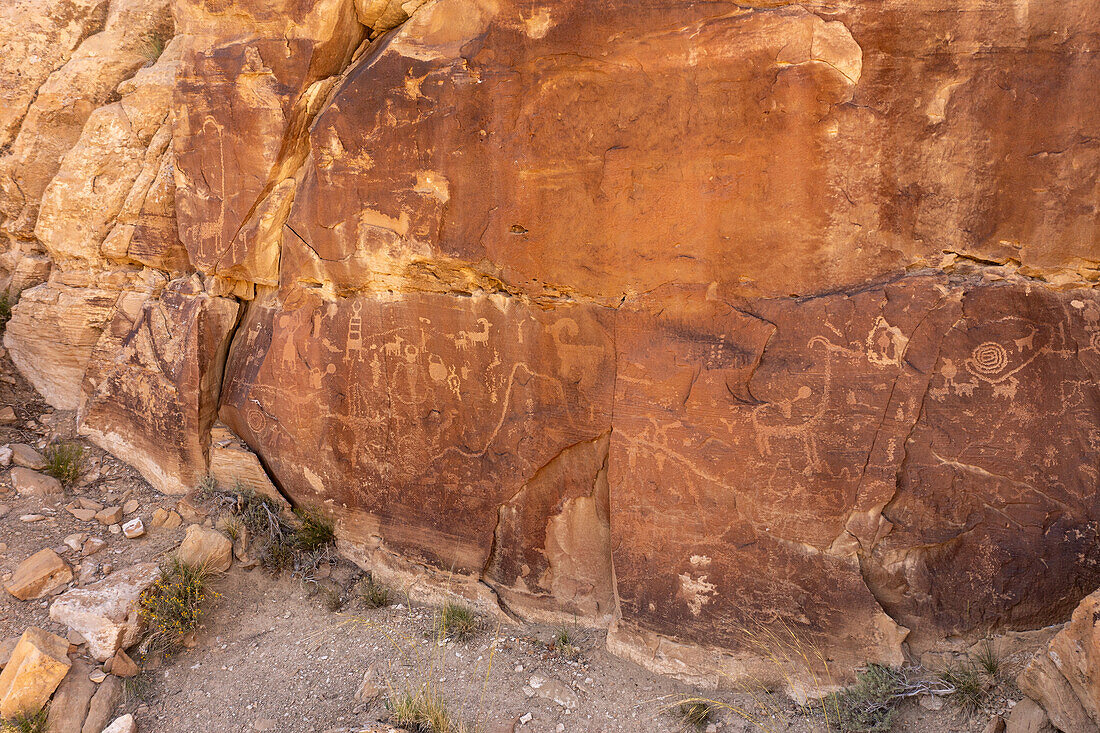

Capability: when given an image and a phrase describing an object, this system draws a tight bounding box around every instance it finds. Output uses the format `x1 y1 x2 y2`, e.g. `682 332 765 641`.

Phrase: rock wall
1 0 1098 694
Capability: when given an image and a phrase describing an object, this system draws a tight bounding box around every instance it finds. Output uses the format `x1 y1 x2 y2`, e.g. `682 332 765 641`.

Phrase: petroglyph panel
609 275 1100 682
867 283 1100 646
219 288 615 579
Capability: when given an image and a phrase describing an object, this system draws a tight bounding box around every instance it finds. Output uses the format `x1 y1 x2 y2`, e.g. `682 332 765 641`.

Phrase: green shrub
938 662 987 713
1 708 48 733
294 507 335 551
139 557 215 655
0 294 11 338
389 686 469 733
43 442 84 486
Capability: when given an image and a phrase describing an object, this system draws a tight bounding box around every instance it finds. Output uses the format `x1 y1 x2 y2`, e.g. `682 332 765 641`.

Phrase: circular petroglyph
246 408 266 434
1090 330 1100 351
970 342 1009 374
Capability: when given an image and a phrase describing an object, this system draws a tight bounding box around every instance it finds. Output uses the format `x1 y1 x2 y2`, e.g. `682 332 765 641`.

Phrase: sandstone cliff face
1 0 1098 694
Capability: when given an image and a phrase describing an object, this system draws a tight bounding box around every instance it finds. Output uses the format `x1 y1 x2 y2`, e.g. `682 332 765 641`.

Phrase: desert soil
0 346 1038 733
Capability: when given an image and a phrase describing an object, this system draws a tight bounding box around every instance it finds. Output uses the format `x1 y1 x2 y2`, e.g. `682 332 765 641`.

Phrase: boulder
81 675 121 733
4 548 72 600
78 276 240 495
208 423 289 513
176 525 232 573
0 627 71 718
10 443 45 470
10 467 62 497
49 562 159 661
1006 698 1056 733
1018 590 1100 732
45 659 97 733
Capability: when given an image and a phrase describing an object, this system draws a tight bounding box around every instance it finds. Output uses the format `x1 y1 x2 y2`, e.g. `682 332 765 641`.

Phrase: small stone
10 444 46 470
254 719 277 731
0 406 16 424
109 650 139 678
101 563 113 574
983 714 1006 733
77 498 104 512
19 514 45 522
88 669 108 683
95 507 123 525
150 508 168 527
0 446 11 467
69 507 98 522
109 523 121 535
4 549 72 599
121 518 144 539
102 713 136 733
176 493 208 523
0 504 8 519
122 499 139 515
0 627 72 718
67 629 86 645
82 538 106 556
519 713 533 724
64 534 87 552
354 667 380 703
918 694 944 711
163 511 182 529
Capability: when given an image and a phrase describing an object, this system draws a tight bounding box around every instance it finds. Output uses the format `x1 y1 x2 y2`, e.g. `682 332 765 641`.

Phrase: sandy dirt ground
0 347 1040 733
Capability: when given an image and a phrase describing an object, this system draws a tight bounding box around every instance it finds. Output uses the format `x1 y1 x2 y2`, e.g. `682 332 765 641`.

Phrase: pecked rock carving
1 0 1099 695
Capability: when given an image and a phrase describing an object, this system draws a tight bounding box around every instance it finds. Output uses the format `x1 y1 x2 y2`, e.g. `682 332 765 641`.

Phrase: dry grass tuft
436 602 478 642
355 573 391 609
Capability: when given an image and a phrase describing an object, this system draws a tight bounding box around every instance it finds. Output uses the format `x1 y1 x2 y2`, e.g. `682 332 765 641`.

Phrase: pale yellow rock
0 627 72 718
0 0 109 150
4 548 72 600
177 525 232 573
0 0 173 248
35 38 183 270
209 423 289 513
49 562 159 661
4 282 147 410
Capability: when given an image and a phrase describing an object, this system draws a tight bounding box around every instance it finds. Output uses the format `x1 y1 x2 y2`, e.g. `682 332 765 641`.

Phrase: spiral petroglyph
969 341 1009 375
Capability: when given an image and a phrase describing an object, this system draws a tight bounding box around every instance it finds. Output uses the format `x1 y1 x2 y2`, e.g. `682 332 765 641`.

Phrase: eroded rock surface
1 0 1098 695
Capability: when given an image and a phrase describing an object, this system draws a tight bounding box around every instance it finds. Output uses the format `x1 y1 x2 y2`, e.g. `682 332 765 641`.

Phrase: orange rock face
1 0 1099 694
